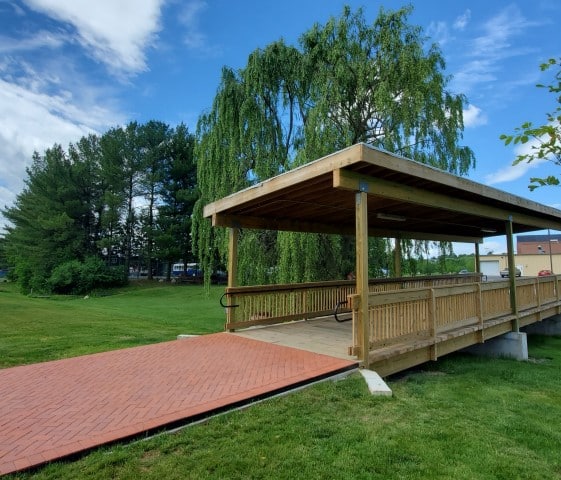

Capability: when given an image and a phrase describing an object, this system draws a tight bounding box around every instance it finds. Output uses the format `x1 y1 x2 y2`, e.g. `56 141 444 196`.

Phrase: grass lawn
2 282 561 479
0 281 225 368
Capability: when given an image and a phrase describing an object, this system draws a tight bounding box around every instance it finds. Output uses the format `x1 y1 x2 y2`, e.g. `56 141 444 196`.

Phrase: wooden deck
226 275 561 377
232 316 354 361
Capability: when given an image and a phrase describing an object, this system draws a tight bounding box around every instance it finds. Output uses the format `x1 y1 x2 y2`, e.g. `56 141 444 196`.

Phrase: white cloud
0 30 67 53
453 10 471 31
179 0 206 47
427 9 472 47
450 239 506 255
484 160 538 185
484 137 546 185
427 21 450 46
0 76 124 231
22 0 165 75
480 239 507 255
178 0 220 56
180 1 206 29
451 239 508 257
472 8 519 56
0 0 167 232
463 104 487 128
452 5 537 94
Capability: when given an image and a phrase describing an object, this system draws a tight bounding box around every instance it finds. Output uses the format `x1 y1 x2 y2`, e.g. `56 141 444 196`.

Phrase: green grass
0 281 225 368
2 282 561 479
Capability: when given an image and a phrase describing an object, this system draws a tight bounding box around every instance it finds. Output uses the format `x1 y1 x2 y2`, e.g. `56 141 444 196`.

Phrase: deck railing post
476 282 484 342
536 277 542 321
429 288 437 360
553 275 561 313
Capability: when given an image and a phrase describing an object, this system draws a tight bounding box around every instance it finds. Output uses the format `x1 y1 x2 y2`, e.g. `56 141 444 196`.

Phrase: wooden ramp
0 333 357 475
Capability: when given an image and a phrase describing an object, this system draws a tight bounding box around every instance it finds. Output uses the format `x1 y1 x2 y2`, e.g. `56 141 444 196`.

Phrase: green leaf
501 134 513 146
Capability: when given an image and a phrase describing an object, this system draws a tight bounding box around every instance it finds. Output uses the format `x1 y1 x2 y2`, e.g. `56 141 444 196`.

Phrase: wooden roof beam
212 213 482 243
333 168 561 231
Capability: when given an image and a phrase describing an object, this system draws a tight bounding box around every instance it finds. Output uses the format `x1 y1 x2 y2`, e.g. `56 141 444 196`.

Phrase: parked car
500 267 521 278
538 269 553 276
458 269 469 274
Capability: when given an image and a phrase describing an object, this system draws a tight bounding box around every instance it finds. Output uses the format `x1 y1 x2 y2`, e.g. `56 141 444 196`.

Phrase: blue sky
0 0 560 254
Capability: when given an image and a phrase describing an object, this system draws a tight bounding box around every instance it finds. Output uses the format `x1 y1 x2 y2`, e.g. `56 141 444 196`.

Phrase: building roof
203 143 561 243
517 234 561 243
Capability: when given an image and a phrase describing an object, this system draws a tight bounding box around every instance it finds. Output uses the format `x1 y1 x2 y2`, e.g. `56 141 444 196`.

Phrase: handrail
219 292 239 309
334 300 351 323
225 273 482 294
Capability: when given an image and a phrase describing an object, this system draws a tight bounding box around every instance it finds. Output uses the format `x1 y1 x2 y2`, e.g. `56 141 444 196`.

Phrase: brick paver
0 333 356 475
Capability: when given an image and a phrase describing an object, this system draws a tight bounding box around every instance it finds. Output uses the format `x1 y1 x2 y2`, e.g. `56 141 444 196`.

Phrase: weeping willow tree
193 43 309 285
193 5 475 286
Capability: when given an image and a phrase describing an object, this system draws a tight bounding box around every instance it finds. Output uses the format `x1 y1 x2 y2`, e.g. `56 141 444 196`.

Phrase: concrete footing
523 315 561 336
360 369 392 396
464 331 528 361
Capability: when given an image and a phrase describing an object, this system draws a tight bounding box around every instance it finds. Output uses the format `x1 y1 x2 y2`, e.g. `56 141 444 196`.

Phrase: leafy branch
500 57 561 191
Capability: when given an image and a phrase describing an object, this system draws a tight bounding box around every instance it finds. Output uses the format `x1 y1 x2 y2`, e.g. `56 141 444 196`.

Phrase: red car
538 269 553 276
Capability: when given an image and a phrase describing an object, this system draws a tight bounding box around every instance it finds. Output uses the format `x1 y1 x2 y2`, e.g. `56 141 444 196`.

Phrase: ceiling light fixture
376 213 406 222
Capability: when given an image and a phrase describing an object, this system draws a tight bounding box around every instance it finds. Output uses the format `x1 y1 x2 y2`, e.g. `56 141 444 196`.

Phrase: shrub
48 260 83 294
12 260 48 295
49 257 126 294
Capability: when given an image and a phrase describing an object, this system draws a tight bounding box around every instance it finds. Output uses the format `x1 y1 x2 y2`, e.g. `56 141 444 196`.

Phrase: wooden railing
348 275 561 357
222 274 482 330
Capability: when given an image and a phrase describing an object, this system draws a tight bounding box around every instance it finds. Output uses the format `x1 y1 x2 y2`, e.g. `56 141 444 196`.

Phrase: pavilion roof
203 143 561 243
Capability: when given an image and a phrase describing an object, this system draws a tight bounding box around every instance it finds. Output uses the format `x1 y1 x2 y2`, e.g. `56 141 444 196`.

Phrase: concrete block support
464 332 528 361
360 369 392 396
524 315 561 336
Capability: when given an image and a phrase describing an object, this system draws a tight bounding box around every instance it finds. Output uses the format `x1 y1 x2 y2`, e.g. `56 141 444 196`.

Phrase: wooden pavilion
203 143 561 375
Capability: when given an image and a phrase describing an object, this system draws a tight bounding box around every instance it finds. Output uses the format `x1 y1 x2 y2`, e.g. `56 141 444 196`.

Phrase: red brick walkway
0 333 356 475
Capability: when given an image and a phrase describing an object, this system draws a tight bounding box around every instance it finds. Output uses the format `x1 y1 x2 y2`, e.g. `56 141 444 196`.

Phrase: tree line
2 5 477 294
2 121 197 293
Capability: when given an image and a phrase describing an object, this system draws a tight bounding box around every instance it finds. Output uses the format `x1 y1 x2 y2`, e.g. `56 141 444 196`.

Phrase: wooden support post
228 227 239 288
474 243 481 276
505 217 519 332
394 237 402 278
356 191 370 366
226 228 239 330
